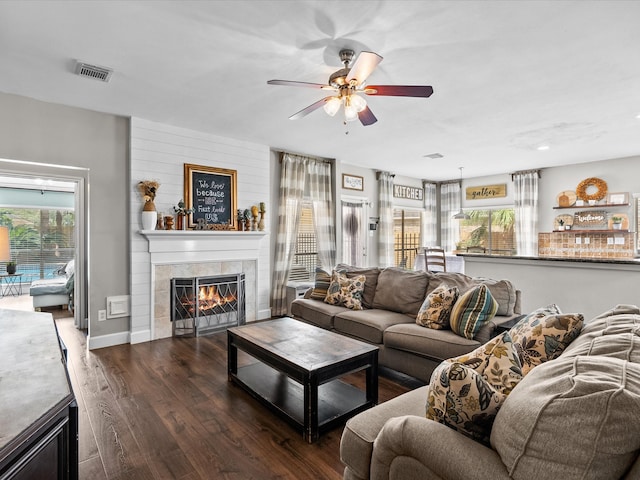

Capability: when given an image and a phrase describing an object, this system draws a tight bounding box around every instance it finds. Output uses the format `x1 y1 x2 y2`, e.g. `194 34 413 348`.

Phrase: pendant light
452 167 470 220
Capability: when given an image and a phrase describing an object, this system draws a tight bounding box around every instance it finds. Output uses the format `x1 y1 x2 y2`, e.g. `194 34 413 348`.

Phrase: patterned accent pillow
324 271 366 310
426 331 523 445
416 284 459 329
509 310 583 375
449 284 498 339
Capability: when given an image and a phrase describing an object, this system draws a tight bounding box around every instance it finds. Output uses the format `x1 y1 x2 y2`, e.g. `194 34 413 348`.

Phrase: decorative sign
393 184 423 201
184 163 237 229
466 184 507 200
573 210 607 228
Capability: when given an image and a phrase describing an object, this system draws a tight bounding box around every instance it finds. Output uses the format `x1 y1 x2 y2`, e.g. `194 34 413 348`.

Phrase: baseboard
88 331 130 350
129 329 151 344
257 308 271 320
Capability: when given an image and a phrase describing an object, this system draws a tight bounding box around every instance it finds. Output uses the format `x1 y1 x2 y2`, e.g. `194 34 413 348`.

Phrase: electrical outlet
98 309 106 321
575 237 582 244
584 237 590 244
607 237 614 245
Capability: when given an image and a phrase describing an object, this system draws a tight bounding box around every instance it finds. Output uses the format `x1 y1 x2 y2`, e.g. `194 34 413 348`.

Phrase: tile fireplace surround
136 230 266 342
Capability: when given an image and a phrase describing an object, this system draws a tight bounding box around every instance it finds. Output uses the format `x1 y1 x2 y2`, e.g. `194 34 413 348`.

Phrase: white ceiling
1 0 639 181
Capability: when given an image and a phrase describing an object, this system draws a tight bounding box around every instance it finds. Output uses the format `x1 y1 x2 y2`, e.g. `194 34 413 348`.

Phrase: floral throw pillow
509 309 584 375
426 331 522 445
324 271 366 310
416 285 459 329
449 284 498 339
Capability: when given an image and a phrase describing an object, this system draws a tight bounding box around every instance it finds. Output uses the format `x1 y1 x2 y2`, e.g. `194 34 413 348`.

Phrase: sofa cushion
371 268 429 316
426 332 523 445
324 271 366 310
449 284 498 340
492 311 640 479
416 284 459 330
334 309 414 344
335 264 380 309
510 310 583 375
383 323 481 362
289 298 348 330
340 386 429 480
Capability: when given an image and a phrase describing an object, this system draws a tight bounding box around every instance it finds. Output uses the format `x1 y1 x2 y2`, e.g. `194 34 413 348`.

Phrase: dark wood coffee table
227 317 378 443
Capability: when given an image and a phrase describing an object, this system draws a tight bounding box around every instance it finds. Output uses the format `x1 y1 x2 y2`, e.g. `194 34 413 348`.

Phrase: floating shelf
553 203 629 209
551 229 633 233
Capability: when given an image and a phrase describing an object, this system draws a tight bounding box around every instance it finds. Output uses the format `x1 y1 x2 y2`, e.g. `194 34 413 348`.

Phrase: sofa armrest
371 416 510 480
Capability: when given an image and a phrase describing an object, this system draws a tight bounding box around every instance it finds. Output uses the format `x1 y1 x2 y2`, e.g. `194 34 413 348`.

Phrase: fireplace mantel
141 230 267 258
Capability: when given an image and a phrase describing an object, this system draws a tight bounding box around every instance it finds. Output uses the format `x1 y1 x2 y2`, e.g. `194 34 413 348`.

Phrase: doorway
0 161 88 331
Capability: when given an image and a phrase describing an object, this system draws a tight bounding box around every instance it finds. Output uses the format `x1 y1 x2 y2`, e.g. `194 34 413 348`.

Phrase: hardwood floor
55 316 420 480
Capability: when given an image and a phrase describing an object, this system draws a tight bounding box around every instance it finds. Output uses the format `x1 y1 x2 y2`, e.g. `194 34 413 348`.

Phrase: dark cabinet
0 310 78 480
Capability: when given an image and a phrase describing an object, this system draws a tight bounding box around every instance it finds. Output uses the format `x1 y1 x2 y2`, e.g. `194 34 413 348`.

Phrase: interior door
341 199 368 267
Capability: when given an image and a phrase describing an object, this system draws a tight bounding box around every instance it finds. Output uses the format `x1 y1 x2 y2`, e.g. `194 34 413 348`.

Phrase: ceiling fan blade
289 97 332 120
346 51 383 85
358 106 377 126
364 85 434 97
267 80 331 89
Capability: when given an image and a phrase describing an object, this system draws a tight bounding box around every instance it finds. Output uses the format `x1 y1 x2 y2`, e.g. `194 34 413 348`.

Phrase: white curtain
440 181 461 252
513 170 539 256
271 154 307 316
421 181 438 247
377 171 395 267
308 160 336 270
342 201 367 266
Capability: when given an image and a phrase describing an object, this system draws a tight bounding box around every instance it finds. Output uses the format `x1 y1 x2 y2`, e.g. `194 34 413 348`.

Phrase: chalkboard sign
184 164 237 229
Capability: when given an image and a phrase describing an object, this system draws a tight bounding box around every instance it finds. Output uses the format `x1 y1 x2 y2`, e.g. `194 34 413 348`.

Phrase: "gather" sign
466 184 507 200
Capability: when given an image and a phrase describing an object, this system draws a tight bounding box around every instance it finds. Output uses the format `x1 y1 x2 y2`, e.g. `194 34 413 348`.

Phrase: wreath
576 177 607 201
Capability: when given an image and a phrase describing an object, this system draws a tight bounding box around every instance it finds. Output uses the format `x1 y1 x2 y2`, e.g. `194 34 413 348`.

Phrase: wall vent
74 61 113 82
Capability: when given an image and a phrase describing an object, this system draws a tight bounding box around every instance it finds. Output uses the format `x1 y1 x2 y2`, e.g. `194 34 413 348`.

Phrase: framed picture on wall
606 192 629 205
184 163 237 229
343 174 364 191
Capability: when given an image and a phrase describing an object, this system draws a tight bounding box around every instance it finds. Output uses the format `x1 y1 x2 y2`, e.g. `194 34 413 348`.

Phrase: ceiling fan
267 49 433 126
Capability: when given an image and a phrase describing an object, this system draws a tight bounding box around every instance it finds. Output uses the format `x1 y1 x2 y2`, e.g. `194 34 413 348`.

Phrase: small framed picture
342 174 364 191
606 192 629 205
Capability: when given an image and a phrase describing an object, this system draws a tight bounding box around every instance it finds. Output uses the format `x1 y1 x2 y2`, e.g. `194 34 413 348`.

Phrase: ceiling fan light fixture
344 104 359 122
350 93 367 113
323 97 341 117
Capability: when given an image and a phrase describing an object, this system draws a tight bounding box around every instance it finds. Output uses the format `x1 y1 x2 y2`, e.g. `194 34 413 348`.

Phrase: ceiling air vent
423 153 444 159
74 61 113 82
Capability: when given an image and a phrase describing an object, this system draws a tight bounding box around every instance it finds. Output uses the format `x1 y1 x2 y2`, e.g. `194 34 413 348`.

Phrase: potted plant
612 216 623 230
6 261 16 274
173 199 194 230
558 219 565 231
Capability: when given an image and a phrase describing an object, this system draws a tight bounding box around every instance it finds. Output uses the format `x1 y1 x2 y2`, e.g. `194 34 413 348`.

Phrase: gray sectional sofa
290 265 522 383
339 304 640 480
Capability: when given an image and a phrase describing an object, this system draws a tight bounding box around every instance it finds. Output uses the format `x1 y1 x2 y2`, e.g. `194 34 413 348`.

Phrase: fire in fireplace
171 273 245 336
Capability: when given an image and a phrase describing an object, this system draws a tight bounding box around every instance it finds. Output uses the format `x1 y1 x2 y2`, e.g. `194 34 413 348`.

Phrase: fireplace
171 273 245 336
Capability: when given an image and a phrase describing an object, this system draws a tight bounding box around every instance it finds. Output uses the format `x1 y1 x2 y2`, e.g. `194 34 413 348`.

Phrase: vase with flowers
138 180 160 230
173 199 194 230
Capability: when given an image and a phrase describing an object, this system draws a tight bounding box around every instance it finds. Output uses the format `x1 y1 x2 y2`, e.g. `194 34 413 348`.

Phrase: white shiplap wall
130 117 271 343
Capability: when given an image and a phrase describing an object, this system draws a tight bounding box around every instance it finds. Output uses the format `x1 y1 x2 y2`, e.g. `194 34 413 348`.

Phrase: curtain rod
273 149 333 163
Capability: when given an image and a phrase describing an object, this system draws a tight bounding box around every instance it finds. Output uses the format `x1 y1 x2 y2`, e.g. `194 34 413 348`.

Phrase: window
0 207 75 282
290 201 317 281
393 208 422 269
456 208 515 255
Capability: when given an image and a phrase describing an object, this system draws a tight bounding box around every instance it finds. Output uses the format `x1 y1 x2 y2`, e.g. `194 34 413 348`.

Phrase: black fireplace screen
171 273 245 336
